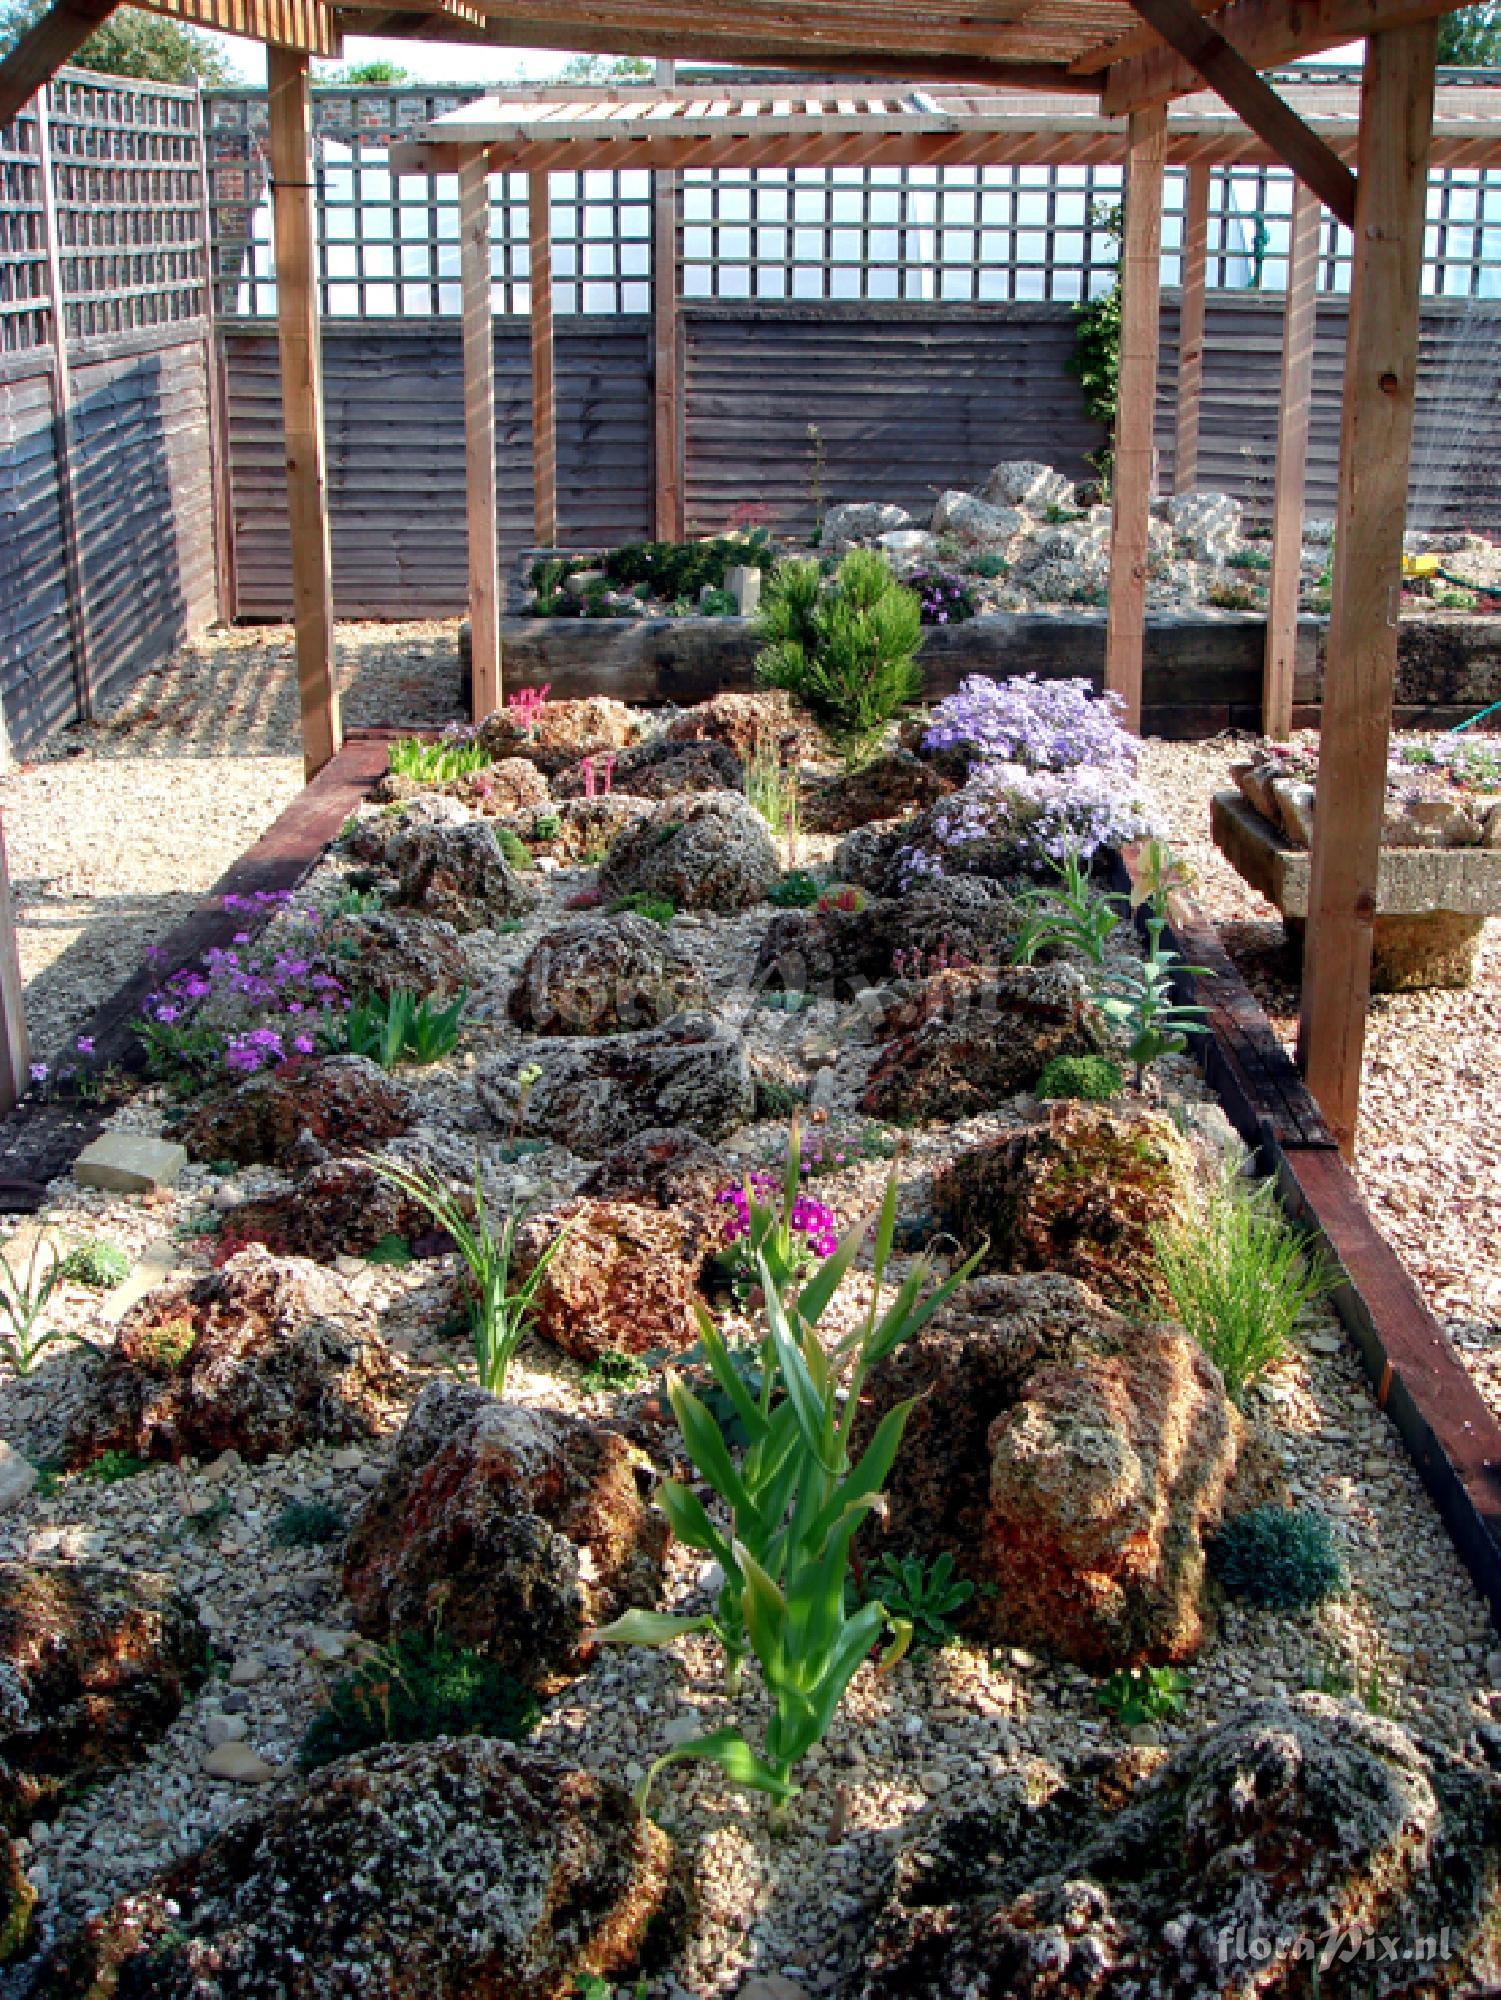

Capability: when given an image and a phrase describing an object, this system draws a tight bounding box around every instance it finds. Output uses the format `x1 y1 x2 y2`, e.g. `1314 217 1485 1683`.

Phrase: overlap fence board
222 320 651 618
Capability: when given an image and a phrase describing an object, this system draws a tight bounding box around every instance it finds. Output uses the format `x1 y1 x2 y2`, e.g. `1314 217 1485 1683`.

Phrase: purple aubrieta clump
717 1174 839 1259
923 673 1138 776
907 569 977 627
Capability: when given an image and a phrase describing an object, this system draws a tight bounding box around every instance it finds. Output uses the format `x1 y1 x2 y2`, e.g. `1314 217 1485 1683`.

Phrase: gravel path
1141 734 1501 1416
0 622 462 1061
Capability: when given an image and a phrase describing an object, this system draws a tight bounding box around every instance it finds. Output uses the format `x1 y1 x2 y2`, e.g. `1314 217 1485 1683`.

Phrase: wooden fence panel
0 364 71 749
223 319 652 618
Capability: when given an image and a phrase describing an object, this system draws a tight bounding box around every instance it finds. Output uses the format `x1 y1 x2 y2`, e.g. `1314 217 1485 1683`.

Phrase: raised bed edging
1118 849 1501 1633
472 607 1501 738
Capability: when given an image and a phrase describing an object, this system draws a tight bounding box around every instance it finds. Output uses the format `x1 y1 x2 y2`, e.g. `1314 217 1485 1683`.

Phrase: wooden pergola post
1173 160 1209 495
459 149 501 719
267 45 340 779
1105 102 1166 732
652 56 683 540
0 818 30 1117
1297 22 1438 1154
1263 176 1321 740
529 170 557 546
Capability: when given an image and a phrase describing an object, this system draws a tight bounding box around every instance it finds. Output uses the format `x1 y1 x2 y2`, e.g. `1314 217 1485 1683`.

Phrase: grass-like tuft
298 1629 539 1769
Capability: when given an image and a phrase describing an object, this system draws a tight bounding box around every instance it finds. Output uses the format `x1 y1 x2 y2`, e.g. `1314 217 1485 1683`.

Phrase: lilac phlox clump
901 760 1159 886
717 1173 839 1258
923 674 1138 777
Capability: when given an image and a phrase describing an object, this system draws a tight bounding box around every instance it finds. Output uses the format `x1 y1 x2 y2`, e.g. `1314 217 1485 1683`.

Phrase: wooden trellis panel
0 99 50 356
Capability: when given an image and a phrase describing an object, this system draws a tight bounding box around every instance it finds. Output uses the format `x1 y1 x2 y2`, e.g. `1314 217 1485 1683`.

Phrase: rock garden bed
1 673 1499 1998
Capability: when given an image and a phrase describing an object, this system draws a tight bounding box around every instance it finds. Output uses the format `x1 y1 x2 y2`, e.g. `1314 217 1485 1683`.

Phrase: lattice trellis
0 98 49 355
47 73 207 339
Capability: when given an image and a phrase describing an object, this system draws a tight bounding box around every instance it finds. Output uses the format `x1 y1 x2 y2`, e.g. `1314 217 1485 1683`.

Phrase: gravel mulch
1141 734 1501 1417
0 622 463 1062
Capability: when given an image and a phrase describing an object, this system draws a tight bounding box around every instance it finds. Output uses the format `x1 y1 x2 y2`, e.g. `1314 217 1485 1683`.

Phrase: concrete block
74 1133 189 1195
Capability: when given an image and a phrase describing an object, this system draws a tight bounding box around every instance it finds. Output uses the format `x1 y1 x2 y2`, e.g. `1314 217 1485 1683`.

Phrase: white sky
211 35 1367 89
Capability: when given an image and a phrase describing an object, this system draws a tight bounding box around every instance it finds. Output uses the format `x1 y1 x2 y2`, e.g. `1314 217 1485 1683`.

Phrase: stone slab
74 1133 189 1195
1211 789 1501 919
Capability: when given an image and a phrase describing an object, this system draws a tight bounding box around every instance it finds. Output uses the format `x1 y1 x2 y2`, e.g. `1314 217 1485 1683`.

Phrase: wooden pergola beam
1263 175 1320 740
268 44 340 779
1173 159 1209 495
652 56 684 543
529 171 557 548
1104 101 1166 733
459 150 501 722
0 0 116 129
1297 20 1438 1153
1101 0 1453 111
1120 0 1357 225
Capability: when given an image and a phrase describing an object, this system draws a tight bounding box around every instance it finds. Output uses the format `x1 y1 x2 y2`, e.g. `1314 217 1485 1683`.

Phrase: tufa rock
855 1271 1241 1668
39 1738 680 2000
0 1441 37 1514
389 819 538 932
479 1014 754 1157
930 490 1026 550
520 793 655 864
508 912 709 1036
579 1126 735 1216
664 688 824 762
934 1100 1196 1306
598 790 778 914
0 1560 209 1828
856 1696 1501 1997
555 736 744 801
220 1155 433 1262
755 877 1022 1000
479 694 643 776
799 750 955 835
823 501 914 549
67 1246 400 1468
181 1053 415 1169
321 908 469 1003
982 460 1076 513
344 1381 667 1689
512 1197 704 1361
0 1830 34 1965
862 964 1104 1123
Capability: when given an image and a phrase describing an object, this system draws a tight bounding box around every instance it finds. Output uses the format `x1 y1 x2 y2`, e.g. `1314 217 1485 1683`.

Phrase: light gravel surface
0 621 462 1061
1142 733 1501 1416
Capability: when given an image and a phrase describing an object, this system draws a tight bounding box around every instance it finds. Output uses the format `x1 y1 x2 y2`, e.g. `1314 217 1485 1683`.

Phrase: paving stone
74 1134 188 1195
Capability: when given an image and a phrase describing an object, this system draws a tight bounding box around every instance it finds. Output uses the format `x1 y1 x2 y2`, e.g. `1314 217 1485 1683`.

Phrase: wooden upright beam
1263 177 1321 740
652 56 683 541
459 150 501 721
529 170 557 547
1115 0 1357 227
1173 161 1210 496
267 45 340 779
0 818 30 1118
1297 22 1437 1153
1104 103 1166 734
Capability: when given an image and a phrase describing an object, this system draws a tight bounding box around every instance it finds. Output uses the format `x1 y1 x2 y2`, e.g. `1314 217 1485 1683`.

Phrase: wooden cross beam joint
1119 0 1358 227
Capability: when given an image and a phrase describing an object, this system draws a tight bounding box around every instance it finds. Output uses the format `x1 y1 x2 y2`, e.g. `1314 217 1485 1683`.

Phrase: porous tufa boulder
861 965 1103 1123
1167 487 1244 563
0 1561 209 1828
579 1126 735 1213
930 489 1026 550
512 1197 704 1361
508 913 709 1036
181 1053 415 1169
320 909 469 1003
343 1381 668 1688
479 695 643 776
389 819 538 932
38 1738 681 2000
521 793 655 864
799 749 955 835
855 1271 1241 1668
823 500 914 549
664 688 823 762
221 1156 433 1262
755 877 1022 1000
464 756 554 814
479 1015 754 1156
856 1696 1501 1997
932 1100 1196 1306
0 1831 34 1965
598 791 778 914
67 1246 400 1468
555 736 744 801
982 459 1076 513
